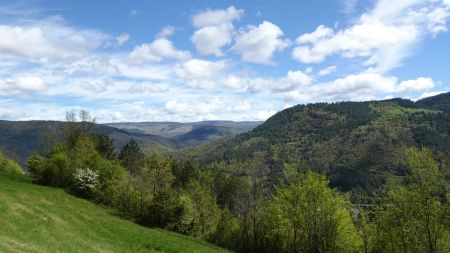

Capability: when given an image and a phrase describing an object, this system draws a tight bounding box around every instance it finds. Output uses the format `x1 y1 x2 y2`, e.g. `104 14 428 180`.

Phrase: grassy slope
0 172 228 253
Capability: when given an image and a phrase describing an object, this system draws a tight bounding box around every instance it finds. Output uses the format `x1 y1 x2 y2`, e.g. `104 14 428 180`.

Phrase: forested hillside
1 93 449 253
0 120 260 167
189 94 450 203
0 120 177 166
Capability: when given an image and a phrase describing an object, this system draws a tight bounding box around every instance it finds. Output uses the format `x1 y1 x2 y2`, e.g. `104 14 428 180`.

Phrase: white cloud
296 25 334 44
293 20 418 65
397 77 435 92
129 38 191 63
248 70 312 93
0 75 46 95
318 66 337 76
157 26 175 38
191 23 233 56
175 59 227 89
191 6 243 56
192 6 243 28
0 21 108 61
285 72 436 103
79 79 109 93
292 0 450 72
256 110 276 120
232 21 291 64
427 6 450 35
116 33 129 45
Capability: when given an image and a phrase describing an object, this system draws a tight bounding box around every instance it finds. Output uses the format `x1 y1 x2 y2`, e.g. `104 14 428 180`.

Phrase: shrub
73 167 99 198
0 151 23 174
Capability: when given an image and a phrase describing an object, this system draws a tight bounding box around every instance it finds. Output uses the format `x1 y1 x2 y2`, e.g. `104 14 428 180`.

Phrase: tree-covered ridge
0 120 260 167
416 91 450 113
191 98 450 202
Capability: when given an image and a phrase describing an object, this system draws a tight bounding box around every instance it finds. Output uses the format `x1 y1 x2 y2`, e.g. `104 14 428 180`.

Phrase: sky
0 0 449 123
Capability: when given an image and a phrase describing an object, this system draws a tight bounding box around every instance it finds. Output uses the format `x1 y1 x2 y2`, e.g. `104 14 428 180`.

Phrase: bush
0 151 23 174
73 167 99 198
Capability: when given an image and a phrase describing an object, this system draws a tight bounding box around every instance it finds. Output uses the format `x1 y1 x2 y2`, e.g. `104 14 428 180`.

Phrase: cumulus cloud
232 21 290 64
191 23 234 56
292 0 450 72
174 59 227 89
129 38 191 63
192 6 243 28
397 77 435 93
0 20 108 61
292 21 418 65
191 6 243 56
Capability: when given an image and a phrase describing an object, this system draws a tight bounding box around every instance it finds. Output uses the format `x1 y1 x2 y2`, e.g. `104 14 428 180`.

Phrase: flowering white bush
73 167 99 198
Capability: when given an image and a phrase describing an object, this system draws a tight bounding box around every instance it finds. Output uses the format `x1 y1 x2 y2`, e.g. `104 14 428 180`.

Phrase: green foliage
20 107 450 253
172 180 220 238
193 99 450 203
0 151 23 174
118 138 144 174
264 172 361 253
92 133 116 160
373 148 450 253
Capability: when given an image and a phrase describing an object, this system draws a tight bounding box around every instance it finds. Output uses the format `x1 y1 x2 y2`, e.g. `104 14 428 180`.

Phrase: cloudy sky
0 0 449 122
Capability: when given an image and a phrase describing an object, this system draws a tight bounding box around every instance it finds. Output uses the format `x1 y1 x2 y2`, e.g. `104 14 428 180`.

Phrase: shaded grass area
0 172 229 253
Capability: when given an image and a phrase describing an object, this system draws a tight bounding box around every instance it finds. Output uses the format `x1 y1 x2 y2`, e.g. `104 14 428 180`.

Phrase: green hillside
0 120 178 167
0 172 228 253
0 120 260 168
189 96 450 202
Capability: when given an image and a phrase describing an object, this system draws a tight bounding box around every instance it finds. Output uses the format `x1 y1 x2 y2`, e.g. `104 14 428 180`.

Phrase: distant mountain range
0 120 261 166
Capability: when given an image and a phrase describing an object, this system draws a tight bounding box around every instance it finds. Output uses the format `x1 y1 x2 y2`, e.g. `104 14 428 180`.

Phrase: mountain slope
416 91 450 113
106 121 261 138
0 120 177 166
190 97 450 202
0 172 228 253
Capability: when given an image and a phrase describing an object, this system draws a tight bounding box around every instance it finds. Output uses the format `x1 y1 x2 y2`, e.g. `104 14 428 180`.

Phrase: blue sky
0 0 449 122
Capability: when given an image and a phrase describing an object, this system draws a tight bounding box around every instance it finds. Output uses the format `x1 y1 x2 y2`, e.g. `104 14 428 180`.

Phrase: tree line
18 110 450 252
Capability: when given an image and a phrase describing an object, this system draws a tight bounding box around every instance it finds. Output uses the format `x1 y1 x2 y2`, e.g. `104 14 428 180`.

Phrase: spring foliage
24 110 449 253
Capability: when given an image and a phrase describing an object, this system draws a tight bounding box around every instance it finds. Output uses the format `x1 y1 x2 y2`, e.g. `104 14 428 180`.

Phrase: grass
0 172 229 253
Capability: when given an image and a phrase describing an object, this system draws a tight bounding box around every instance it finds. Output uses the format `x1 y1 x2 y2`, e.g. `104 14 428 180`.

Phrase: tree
118 138 144 174
265 172 361 253
62 110 96 148
92 134 116 160
139 153 177 226
172 180 220 238
374 148 449 253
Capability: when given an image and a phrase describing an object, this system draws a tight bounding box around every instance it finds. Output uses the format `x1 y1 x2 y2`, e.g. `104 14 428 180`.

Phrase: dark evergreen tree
118 138 144 174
